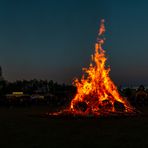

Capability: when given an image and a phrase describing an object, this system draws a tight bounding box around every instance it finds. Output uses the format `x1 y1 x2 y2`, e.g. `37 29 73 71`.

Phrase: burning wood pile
48 20 136 117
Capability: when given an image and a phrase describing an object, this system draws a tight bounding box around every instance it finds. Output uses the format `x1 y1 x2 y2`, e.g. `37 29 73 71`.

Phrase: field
0 106 148 148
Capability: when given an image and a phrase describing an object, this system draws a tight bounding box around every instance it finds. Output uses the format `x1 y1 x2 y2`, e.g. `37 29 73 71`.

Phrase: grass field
0 106 148 148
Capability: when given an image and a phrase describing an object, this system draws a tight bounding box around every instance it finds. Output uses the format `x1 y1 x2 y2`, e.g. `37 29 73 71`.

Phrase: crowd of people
0 79 76 107
122 85 148 106
0 79 147 108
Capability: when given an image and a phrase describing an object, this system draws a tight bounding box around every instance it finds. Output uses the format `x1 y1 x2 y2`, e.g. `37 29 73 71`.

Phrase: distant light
12 92 24 95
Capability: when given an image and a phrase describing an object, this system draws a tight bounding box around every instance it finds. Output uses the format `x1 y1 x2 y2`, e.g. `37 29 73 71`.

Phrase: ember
49 19 136 117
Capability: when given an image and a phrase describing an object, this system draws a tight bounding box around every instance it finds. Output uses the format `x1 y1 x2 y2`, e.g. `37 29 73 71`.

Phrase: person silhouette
135 85 147 106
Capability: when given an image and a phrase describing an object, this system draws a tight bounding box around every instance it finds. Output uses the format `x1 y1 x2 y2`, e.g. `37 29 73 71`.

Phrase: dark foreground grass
0 106 148 148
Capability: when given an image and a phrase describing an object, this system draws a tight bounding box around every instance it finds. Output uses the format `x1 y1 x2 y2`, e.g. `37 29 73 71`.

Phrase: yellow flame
70 19 133 115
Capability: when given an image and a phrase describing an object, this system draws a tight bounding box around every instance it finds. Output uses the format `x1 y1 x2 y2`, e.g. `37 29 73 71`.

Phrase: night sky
0 0 148 86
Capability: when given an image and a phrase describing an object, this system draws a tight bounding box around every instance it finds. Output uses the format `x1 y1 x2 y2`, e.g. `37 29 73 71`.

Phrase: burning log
114 101 125 112
98 100 113 110
73 101 88 112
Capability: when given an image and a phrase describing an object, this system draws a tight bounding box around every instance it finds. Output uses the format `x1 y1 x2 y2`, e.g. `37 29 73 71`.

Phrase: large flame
70 20 133 115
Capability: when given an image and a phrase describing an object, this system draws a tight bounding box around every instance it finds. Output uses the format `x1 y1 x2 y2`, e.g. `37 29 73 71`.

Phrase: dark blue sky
1 0 148 86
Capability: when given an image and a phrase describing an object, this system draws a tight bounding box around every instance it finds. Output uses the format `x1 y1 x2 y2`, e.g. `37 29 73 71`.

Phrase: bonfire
50 20 135 117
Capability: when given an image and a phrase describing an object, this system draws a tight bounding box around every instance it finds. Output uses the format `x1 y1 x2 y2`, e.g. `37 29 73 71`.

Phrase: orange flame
70 20 133 115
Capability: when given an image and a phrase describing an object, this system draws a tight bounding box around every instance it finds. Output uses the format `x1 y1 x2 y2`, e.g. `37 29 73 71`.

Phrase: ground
0 106 148 148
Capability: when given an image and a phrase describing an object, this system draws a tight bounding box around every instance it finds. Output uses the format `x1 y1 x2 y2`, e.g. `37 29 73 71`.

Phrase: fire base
44 108 139 119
